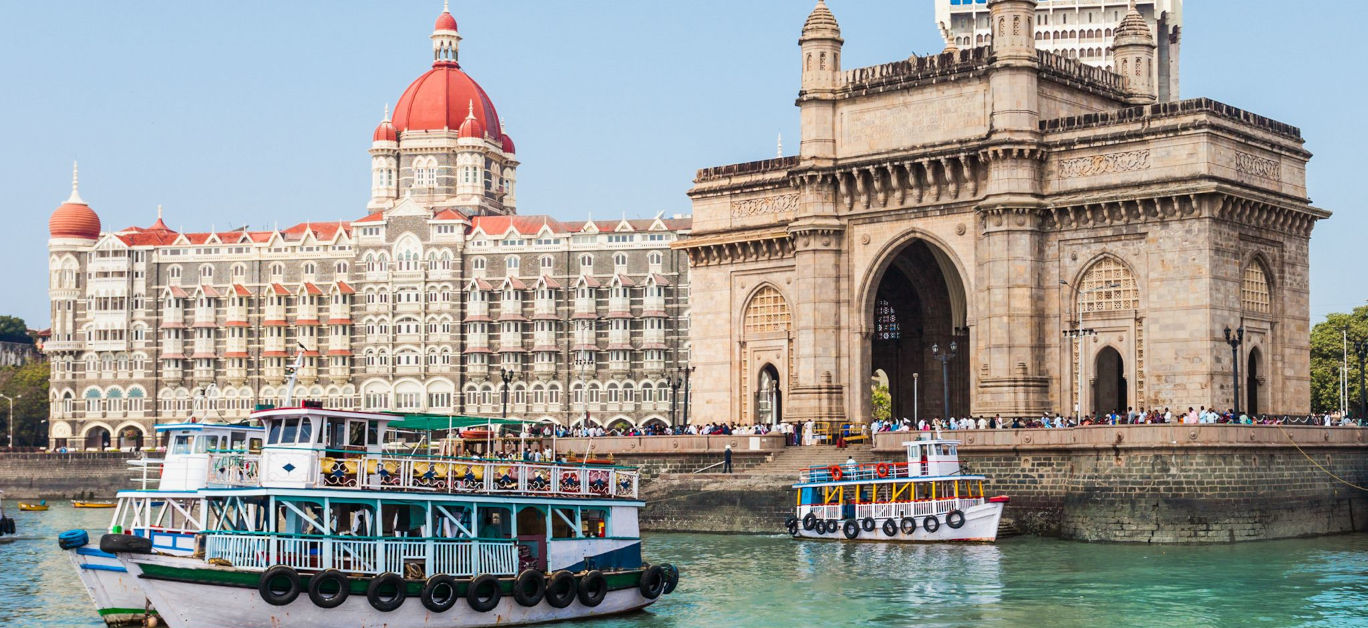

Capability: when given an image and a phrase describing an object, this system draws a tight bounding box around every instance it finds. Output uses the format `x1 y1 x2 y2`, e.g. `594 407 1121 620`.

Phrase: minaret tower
47 162 101 378
369 104 399 209
1113 0 1158 104
432 0 461 66
797 0 843 165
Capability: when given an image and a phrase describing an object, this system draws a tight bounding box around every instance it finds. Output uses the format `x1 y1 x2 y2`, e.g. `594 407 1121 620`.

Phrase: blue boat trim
81 564 128 573
76 547 118 559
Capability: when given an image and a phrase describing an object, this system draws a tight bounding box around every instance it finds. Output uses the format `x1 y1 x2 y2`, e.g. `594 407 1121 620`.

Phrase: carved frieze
1057 149 1151 179
730 193 799 218
1233 151 1280 183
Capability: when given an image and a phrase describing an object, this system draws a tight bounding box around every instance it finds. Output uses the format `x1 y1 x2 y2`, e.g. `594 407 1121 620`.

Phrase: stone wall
0 451 142 499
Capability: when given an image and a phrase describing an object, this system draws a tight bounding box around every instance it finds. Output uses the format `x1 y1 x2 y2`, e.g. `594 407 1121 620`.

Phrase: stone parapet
1042 97 1304 142
0 451 143 499
871 424 1368 453
553 434 788 456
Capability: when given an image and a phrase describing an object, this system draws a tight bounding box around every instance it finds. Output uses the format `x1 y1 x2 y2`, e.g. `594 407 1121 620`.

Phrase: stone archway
756 364 782 425
1247 347 1261 416
865 239 969 420
84 425 111 451
1094 346 1127 416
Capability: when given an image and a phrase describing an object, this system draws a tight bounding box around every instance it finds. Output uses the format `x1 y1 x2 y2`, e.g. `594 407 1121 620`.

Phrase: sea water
5 503 1367 627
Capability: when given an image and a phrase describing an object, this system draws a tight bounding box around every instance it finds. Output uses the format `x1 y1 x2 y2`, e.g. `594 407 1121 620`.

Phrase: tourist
722 444 733 474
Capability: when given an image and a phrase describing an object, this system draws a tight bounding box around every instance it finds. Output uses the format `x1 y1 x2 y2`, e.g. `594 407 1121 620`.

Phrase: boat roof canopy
155 422 263 433
385 414 536 432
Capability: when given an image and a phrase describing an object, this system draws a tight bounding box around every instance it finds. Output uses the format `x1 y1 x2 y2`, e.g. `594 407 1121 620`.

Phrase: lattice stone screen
743 286 791 336
1078 257 1139 314
1241 263 1271 314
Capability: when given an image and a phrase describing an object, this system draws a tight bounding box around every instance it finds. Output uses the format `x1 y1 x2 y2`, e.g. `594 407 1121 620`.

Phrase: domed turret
1112 0 1156 104
457 100 486 139
48 162 100 241
373 103 398 142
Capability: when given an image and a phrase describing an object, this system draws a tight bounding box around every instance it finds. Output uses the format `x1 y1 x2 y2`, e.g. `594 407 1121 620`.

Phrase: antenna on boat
282 342 307 407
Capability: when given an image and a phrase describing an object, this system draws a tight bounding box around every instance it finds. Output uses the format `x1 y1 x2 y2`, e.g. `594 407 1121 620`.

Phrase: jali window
743 286 791 336
1078 257 1139 314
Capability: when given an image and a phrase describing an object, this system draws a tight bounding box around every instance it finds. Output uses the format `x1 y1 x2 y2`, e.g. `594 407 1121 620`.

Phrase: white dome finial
157 204 163 220
466 99 476 120
777 132 783 158
66 160 84 204
383 102 391 122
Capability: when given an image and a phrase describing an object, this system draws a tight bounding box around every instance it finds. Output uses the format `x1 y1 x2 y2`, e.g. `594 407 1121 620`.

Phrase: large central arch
859 235 971 421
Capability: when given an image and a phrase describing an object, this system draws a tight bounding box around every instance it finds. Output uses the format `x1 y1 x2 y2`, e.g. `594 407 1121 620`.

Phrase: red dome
373 119 397 142
458 114 485 139
435 11 457 32
50 201 101 240
393 65 503 141
501 133 516 154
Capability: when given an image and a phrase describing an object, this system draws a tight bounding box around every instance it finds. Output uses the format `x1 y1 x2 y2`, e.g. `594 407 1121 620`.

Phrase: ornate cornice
673 229 795 267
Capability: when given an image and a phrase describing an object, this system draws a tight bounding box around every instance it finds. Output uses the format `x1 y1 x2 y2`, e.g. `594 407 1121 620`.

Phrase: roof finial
776 132 783 158
383 102 391 122
443 0 449 12
466 99 476 120
157 204 163 220
66 160 84 204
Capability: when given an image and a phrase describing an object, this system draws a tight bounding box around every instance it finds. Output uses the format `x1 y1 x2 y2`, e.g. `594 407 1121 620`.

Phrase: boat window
479 507 512 539
297 417 313 444
367 423 380 446
551 508 576 539
348 421 367 448
581 509 607 538
171 434 192 455
267 421 283 445
193 435 209 454
327 420 347 449
248 437 263 453
380 503 425 537
331 502 376 536
280 418 299 444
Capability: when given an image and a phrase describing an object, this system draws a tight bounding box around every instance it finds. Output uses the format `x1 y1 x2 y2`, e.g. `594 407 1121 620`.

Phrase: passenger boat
62 422 264 626
82 405 678 627
73 501 117 509
19 500 48 511
785 436 1008 542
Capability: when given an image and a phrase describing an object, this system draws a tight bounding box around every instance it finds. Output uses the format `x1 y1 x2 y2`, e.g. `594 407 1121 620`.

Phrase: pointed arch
741 285 792 338
1241 257 1273 315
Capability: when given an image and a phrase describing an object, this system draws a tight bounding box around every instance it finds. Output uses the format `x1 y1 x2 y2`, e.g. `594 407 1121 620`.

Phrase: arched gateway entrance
1093 346 1126 416
866 239 969 420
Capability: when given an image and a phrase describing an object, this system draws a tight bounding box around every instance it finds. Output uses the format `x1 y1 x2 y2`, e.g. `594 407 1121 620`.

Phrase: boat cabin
252 406 394 489
902 438 961 478
156 423 264 491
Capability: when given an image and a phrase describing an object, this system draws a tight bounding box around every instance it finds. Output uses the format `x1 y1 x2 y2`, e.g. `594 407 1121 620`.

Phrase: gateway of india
679 0 1327 425
44 7 692 449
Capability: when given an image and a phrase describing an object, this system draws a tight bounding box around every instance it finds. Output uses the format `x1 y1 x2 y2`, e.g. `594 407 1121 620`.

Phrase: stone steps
749 444 887 477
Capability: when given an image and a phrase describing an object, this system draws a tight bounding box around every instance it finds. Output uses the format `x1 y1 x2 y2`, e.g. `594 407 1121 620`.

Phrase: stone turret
987 0 1036 62
798 0 843 163
1112 1 1157 104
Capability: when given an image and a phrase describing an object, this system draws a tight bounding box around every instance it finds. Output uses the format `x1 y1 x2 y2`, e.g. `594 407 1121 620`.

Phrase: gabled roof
353 212 385 224
470 215 566 237
232 284 253 297
302 282 324 296
335 280 356 295
270 283 290 296
431 208 468 222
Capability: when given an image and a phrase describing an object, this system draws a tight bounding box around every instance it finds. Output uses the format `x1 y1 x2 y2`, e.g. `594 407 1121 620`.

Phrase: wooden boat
18 501 48 511
459 428 494 440
72 501 116 509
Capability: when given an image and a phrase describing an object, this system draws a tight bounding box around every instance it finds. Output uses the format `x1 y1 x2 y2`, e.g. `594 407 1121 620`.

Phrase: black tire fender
881 518 898 537
513 570 546 608
258 565 302 607
900 517 916 535
842 519 859 540
861 517 876 532
923 515 940 533
99 533 152 555
366 572 406 612
307 569 349 609
466 574 502 613
947 510 966 529
639 565 666 600
420 574 459 613
802 512 816 531
577 570 607 607
545 570 577 608
660 563 680 595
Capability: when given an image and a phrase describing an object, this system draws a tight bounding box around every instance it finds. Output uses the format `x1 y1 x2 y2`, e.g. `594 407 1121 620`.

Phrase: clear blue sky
0 1 1359 328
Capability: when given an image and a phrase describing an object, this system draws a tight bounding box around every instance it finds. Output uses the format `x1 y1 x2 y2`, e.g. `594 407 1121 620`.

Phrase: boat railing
798 497 983 522
207 453 262 487
800 461 967 483
204 532 520 578
317 455 641 500
127 457 165 490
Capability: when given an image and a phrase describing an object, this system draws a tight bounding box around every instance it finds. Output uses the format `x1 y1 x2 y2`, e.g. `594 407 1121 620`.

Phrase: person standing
723 444 733 474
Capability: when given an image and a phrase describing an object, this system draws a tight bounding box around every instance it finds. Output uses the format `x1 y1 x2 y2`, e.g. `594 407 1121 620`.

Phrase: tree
0 361 49 447
871 384 892 422
0 315 31 345
1310 306 1368 415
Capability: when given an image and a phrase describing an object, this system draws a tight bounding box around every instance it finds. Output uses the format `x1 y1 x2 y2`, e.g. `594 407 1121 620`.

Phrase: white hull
124 553 658 628
66 547 151 625
795 501 1003 542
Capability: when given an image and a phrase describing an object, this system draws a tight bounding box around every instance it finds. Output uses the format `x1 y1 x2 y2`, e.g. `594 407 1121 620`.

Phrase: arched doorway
1246 347 1261 416
84 426 111 451
1093 347 1126 416
868 239 968 419
756 364 781 425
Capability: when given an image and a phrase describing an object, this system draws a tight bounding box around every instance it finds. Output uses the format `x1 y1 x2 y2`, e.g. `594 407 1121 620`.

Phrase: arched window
580 254 594 271
1242 262 1272 315
540 255 553 271
472 257 486 271
648 252 663 266
169 265 182 281
875 298 900 341
199 265 213 281
1077 257 1139 314
743 286 792 336
505 256 520 272
613 253 627 269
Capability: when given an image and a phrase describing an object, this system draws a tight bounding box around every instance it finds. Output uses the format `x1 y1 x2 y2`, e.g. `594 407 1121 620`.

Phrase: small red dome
435 11 457 32
458 113 485 139
373 119 397 142
50 201 101 240
393 65 502 141
501 133 516 154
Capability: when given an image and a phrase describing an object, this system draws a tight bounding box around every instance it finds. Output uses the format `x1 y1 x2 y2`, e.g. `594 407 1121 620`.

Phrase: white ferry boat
61 421 264 626
74 404 678 628
786 437 1008 542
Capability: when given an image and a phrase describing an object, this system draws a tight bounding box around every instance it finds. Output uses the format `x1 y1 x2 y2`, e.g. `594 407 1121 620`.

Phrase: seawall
0 451 142 499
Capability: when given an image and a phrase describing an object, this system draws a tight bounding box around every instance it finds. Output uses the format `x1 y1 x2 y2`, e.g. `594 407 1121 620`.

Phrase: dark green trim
97 607 156 617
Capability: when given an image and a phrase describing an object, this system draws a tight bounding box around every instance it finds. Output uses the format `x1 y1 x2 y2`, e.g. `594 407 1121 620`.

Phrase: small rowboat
72 501 116 509
458 429 493 440
18 501 48 512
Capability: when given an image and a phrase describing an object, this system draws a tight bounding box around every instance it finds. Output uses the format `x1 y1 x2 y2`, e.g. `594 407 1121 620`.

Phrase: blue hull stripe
81 564 128 573
561 542 642 572
76 548 118 559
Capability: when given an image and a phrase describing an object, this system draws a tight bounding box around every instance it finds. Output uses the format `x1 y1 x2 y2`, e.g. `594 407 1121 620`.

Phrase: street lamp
500 369 514 419
1062 328 1097 423
930 342 957 418
1353 339 1367 419
0 393 20 449
669 375 682 427
680 365 695 426
912 372 920 422
1224 325 1244 415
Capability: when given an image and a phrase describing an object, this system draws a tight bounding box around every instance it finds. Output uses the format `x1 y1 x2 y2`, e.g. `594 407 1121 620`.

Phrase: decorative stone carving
1234 151 1280 182
1057 149 1151 178
731 193 799 218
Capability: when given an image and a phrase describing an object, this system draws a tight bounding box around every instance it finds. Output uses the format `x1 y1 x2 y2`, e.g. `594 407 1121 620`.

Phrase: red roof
303 282 323 296
232 284 253 297
393 63 503 140
650 273 672 286
200 284 220 298
224 351 249 358
280 221 348 241
262 351 290 358
353 212 385 224
373 120 397 143
49 201 100 240
434 10 457 31
326 318 352 325
327 349 353 357
335 280 355 295
539 275 562 289
263 320 287 327
458 112 486 139
470 215 563 236
432 208 466 221
501 133 516 154
270 284 290 296
168 286 190 298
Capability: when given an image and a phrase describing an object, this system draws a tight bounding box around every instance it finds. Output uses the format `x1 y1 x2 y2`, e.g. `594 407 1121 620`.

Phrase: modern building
45 8 692 450
680 0 1324 427
936 0 1181 101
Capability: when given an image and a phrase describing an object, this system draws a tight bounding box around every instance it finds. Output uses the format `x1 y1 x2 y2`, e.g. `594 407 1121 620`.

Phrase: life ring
577 570 608 607
545 571 577 609
258 565 302 607
842 519 860 540
947 510 966 529
58 529 89 549
514 570 546 607
923 515 940 533
828 465 843 481
467 574 502 612
861 517 876 532
882 519 898 537
660 563 680 595
802 513 817 531
900 517 916 535
307 569 349 609
420 574 459 613
876 463 890 478
367 572 406 612
639 565 666 600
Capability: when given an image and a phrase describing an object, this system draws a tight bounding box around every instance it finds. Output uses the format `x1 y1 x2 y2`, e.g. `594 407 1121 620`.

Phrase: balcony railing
204 532 518 577
318 456 639 500
208 453 262 487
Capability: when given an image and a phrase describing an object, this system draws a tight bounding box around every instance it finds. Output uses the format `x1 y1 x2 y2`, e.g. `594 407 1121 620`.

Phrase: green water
5 503 1368 627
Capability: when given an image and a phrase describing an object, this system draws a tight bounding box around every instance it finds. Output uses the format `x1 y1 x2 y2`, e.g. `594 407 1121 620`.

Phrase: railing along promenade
871 424 1368 453
551 434 788 455
205 532 518 577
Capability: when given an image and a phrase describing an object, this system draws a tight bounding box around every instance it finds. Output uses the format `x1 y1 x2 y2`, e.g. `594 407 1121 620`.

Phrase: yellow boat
72 501 115 509
18 501 48 512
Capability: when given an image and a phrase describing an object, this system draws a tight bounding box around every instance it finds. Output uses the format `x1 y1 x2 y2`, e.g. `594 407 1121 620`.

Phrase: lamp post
500 369 514 419
930 342 956 418
669 375 681 427
1354 339 1368 419
0 393 19 449
1224 325 1244 415
681 365 695 426
912 372 919 422
1062 328 1097 423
